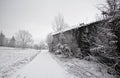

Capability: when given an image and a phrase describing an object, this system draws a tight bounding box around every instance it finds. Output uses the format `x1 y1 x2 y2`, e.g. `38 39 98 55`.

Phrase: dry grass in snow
0 47 39 78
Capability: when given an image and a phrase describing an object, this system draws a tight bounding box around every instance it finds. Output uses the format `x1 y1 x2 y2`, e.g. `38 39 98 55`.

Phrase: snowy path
11 50 75 78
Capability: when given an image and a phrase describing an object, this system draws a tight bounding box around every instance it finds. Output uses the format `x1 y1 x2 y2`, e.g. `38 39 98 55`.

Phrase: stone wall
51 18 120 58
51 17 120 75
51 20 107 56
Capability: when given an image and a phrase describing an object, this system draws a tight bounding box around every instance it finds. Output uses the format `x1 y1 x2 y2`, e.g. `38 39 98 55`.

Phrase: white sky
0 0 106 43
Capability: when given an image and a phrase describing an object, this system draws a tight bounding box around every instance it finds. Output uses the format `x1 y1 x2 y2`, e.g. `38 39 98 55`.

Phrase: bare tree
46 33 53 51
34 41 46 50
0 32 5 46
39 40 46 49
52 14 69 32
97 0 120 18
15 30 33 48
46 33 52 43
8 36 16 47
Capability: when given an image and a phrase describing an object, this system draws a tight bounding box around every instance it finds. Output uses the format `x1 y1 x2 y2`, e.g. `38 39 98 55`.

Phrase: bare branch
52 14 69 32
15 30 33 48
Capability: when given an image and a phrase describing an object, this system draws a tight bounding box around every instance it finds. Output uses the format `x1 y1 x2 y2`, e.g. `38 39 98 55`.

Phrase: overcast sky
0 0 105 43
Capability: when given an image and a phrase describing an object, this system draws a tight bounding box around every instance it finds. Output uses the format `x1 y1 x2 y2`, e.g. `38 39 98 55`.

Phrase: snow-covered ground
0 47 39 78
11 50 77 78
53 54 116 78
1 47 116 78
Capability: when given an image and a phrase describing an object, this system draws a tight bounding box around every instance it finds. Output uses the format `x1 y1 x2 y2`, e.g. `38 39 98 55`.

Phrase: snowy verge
51 53 116 78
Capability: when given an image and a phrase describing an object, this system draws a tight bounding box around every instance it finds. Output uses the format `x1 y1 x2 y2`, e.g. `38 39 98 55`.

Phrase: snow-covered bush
55 43 72 57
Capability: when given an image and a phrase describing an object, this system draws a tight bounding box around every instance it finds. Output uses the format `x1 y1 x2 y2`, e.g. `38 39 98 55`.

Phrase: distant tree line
0 32 16 47
34 40 47 50
0 30 47 50
0 30 33 49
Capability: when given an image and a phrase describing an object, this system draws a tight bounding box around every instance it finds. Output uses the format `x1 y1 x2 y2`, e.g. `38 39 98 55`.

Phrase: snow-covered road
11 50 75 78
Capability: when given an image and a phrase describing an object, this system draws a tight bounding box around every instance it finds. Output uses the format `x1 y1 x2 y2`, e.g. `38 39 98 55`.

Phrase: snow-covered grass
52 54 117 78
0 47 40 78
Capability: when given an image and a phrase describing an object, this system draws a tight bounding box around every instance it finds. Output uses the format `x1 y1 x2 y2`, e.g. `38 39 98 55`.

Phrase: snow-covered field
0 47 39 78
